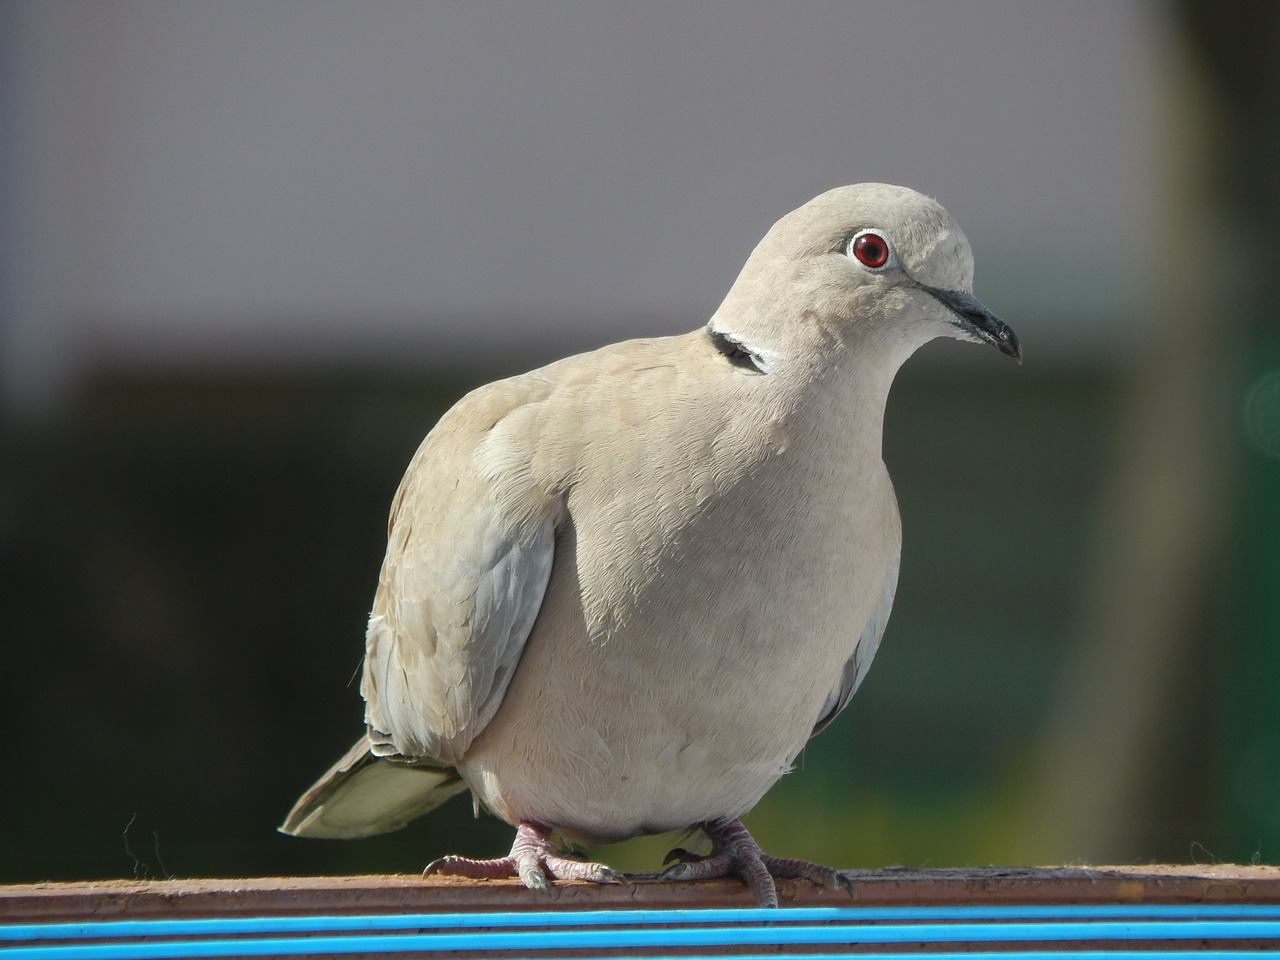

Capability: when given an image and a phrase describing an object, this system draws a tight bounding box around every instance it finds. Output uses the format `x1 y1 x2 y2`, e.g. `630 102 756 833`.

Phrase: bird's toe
661 819 856 907
761 854 855 899
542 853 623 884
423 853 519 881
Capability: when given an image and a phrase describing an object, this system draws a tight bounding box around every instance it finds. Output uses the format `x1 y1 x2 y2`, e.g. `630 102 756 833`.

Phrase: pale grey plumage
282 183 1019 898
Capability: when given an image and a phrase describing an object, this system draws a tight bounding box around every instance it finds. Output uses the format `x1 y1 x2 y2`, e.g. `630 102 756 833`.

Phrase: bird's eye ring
848 230 893 270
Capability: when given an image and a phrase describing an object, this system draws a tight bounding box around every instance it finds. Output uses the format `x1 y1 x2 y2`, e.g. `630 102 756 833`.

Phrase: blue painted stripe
7 903 1280 942
2 957 1280 960
2 920 1279 960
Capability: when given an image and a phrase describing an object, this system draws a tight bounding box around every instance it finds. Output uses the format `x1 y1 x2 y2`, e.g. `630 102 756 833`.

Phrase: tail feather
280 737 468 839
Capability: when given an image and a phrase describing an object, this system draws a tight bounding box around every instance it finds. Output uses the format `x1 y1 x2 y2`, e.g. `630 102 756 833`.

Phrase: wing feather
811 548 900 736
361 376 560 765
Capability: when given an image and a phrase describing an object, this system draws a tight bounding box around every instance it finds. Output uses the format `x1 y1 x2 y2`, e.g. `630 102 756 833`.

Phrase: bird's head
707 183 1021 376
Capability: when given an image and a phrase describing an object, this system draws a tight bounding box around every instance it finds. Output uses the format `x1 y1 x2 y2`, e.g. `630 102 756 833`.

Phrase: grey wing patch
359 384 561 767
811 551 900 736
362 520 555 765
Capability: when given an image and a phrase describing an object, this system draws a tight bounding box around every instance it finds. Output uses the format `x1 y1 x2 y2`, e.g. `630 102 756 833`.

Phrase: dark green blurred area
0 356 1122 881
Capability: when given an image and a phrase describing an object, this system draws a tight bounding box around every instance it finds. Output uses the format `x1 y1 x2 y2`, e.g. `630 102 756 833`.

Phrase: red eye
851 232 890 269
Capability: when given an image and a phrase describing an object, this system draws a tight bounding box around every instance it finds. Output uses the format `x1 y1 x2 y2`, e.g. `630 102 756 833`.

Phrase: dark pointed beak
922 284 1022 362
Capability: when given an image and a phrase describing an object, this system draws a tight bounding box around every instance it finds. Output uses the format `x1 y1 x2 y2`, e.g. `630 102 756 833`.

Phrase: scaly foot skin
424 821 622 892
661 818 855 908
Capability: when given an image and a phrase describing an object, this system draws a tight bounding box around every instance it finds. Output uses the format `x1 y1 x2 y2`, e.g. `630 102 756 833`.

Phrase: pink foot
661 819 854 907
424 821 621 892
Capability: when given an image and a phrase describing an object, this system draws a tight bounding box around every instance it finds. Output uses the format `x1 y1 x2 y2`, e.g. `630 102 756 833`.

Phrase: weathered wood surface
4 866 1280 922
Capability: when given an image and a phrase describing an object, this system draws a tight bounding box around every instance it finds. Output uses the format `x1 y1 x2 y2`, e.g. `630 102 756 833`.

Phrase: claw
663 846 705 865
515 859 554 892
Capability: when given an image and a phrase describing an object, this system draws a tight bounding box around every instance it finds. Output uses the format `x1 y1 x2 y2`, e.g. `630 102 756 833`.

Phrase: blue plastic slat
3 919 1280 960
1 946 1278 960
8 902 1280 943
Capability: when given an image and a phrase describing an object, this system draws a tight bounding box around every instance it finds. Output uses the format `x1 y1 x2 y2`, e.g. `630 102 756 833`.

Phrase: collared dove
282 183 1020 907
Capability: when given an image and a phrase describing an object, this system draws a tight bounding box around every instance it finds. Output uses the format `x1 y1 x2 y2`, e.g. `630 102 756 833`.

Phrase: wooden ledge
5 866 1280 922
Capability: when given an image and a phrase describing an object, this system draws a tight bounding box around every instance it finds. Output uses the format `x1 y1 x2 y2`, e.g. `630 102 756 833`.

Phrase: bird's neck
789 345 901 464
705 310 909 461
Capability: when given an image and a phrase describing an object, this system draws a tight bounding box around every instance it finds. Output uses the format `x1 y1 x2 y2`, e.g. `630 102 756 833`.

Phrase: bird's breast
461 396 900 841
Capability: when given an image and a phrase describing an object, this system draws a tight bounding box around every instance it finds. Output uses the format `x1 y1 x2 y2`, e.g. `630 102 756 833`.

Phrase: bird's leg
661 819 854 908
424 821 621 891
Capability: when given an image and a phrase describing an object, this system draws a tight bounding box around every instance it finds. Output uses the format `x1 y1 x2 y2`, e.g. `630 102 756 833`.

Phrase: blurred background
3 0 1279 883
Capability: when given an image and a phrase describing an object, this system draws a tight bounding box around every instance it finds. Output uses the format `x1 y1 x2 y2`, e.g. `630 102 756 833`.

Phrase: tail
280 736 469 839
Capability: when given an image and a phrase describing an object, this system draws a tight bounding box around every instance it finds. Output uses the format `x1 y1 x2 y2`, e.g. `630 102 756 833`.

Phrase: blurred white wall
1 0 1162 412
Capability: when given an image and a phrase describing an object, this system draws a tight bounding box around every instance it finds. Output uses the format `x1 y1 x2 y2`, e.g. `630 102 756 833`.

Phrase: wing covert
359 379 560 766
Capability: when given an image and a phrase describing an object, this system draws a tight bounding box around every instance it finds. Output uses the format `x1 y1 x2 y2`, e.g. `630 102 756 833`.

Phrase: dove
281 183 1020 907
